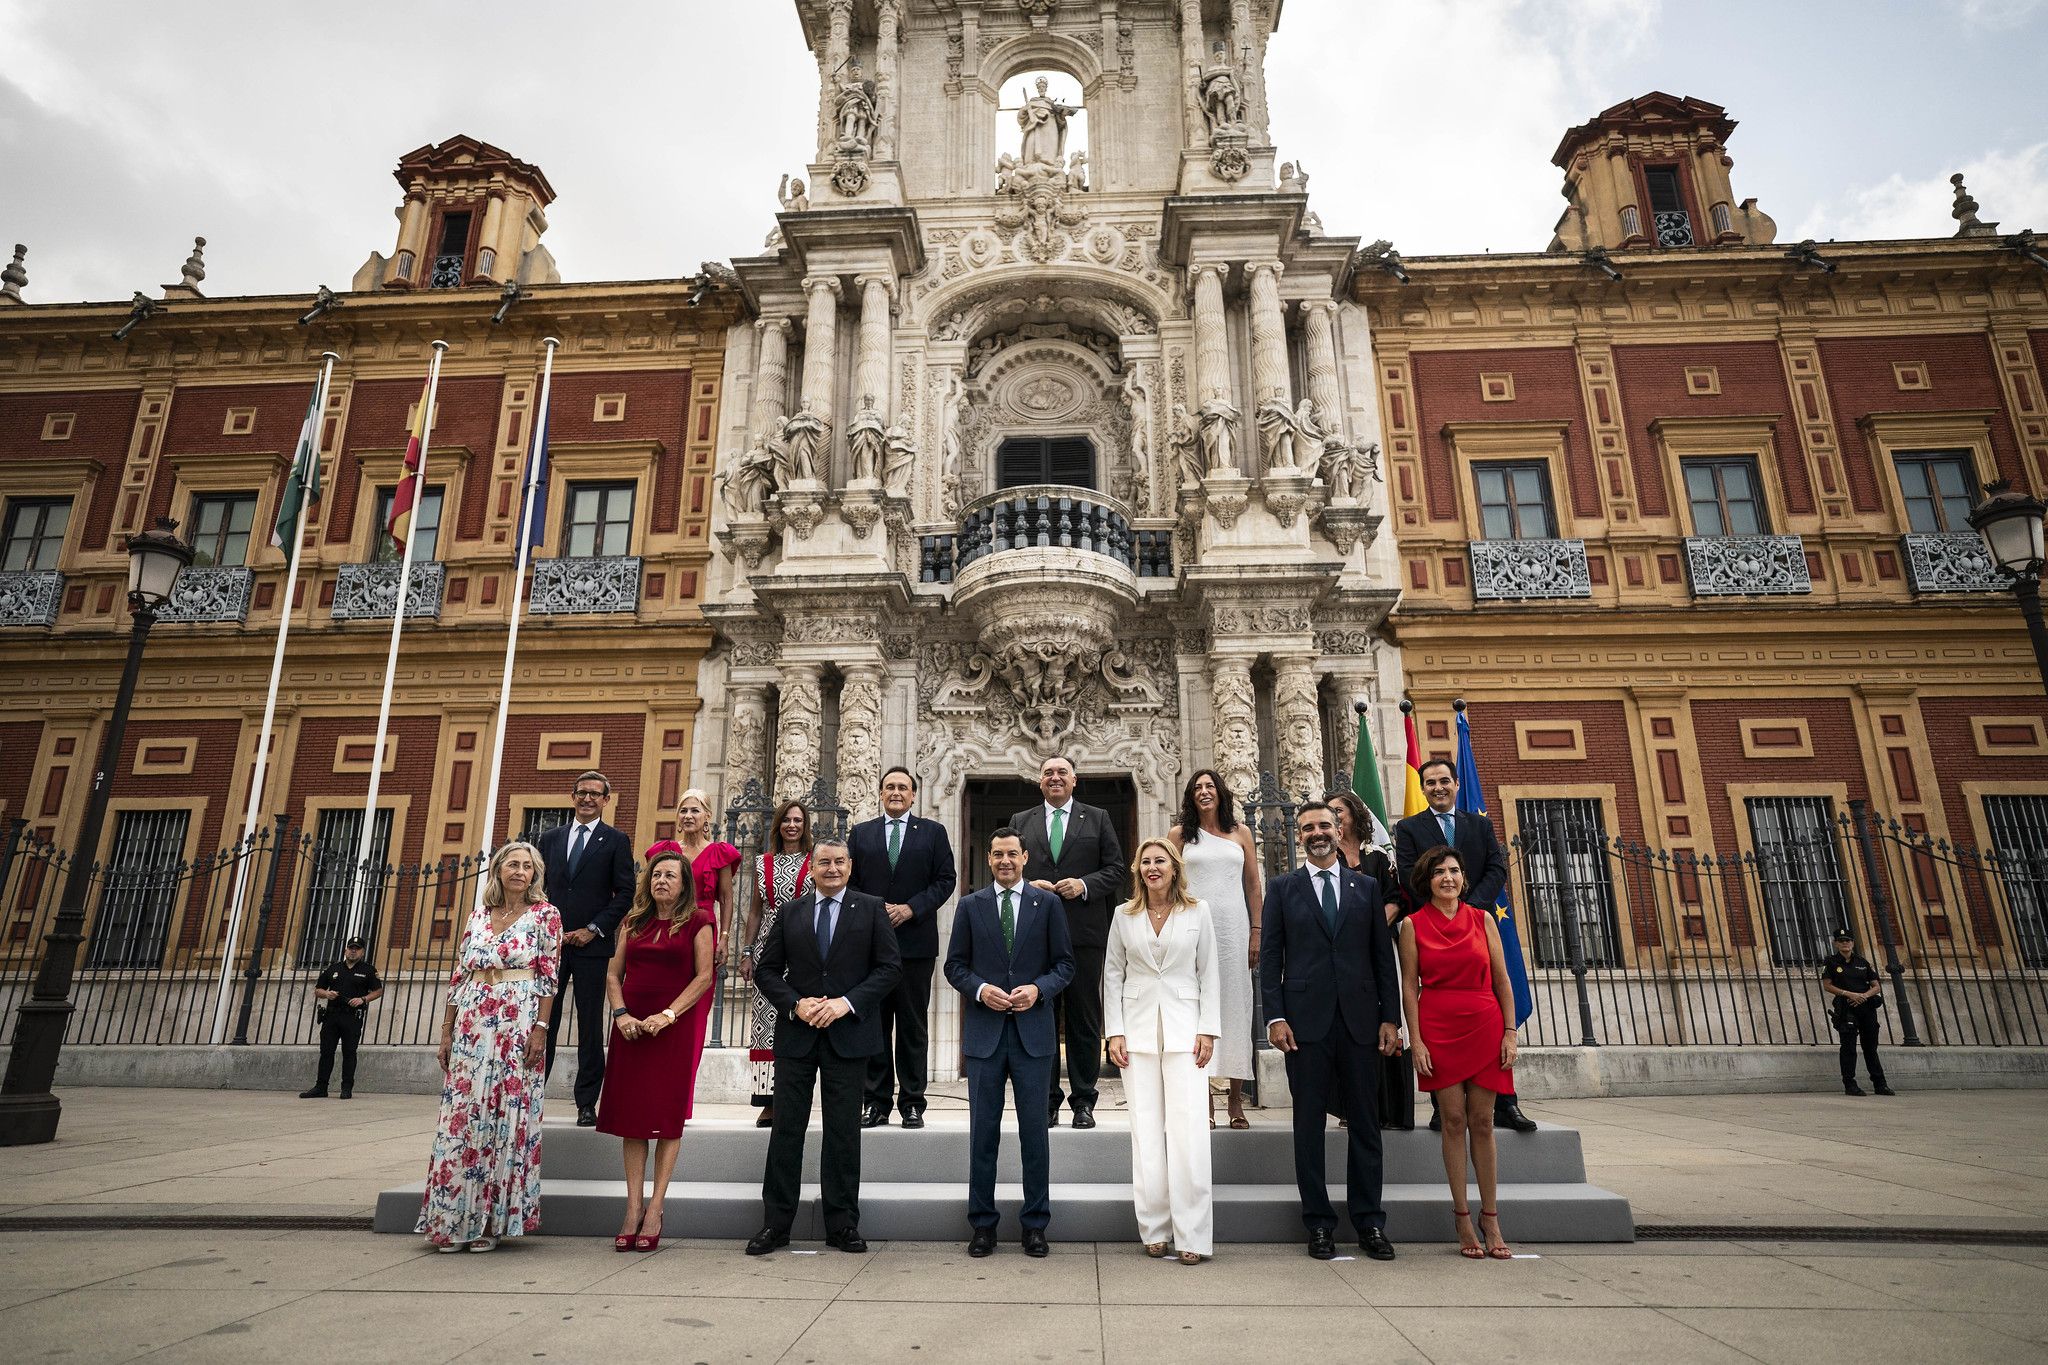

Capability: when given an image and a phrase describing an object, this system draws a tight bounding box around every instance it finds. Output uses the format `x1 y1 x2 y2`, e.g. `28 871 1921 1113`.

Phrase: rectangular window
430 212 472 289
1 497 71 572
1645 166 1695 247
995 436 1096 490
1895 451 1977 534
564 482 635 558
298 807 395 967
1513 798 1623 967
1982 795 2048 969
1473 462 1556 540
520 807 574 843
1746 796 1850 966
1683 457 1766 537
371 485 445 562
189 492 258 568
88 808 190 969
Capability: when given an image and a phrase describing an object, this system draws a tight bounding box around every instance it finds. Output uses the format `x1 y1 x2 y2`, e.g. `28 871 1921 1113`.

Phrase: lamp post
1967 479 2048 697
0 517 193 1145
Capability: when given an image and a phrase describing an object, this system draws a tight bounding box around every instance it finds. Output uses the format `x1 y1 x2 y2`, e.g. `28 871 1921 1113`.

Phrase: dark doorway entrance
959 774 1139 896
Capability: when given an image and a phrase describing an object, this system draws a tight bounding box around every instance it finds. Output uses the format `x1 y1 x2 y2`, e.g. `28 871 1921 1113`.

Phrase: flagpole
208 351 337 1045
477 336 559 865
348 339 447 939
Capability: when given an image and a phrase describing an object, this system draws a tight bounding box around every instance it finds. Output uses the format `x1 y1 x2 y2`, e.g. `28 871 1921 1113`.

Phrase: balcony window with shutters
1895 451 1977 533
189 492 259 567
1746 796 1851 966
1982 795 2048 968
1645 166 1695 247
564 482 635 557
995 435 1095 491
299 807 395 966
1683 457 1766 537
1 497 71 572
1472 462 1556 540
88 808 189 969
429 211 472 289
371 485 445 562
521 807 575 843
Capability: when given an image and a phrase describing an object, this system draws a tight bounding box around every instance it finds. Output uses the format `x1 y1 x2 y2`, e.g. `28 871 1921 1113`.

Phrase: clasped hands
1030 877 1085 900
795 996 851 1028
616 1011 673 1042
975 982 1042 1013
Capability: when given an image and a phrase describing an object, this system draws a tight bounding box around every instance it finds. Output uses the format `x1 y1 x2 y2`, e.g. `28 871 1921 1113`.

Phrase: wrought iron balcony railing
1682 535 1812 597
429 253 466 289
529 555 642 615
331 561 446 621
0 570 63 627
1902 532 2009 594
919 485 1170 585
157 566 254 624
1469 538 1592 601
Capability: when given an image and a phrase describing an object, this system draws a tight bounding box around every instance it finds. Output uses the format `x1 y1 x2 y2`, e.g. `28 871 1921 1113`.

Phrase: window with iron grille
1894 451 1978 534
372 485 445 562
1683 457 1767 537
189 492 259 568
430 212 472 289
564 482 635 557
1746 796 1850 965
1513 798 1622 967
995 435 1094 490
2 497 71 572
298 807 395 967
1472 462 1557 540
1982 794 2048 969
88 808 190 969
520 807 574 843
1645 166 1695 247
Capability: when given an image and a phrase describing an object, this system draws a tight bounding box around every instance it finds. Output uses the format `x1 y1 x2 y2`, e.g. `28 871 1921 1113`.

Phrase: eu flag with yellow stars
1454 705 1535 1027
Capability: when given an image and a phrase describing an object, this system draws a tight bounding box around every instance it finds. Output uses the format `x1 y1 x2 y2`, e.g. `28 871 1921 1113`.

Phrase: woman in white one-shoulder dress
1169 769 1263 1128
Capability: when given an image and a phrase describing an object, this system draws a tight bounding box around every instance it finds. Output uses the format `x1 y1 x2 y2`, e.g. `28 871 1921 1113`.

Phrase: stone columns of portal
1273 653 1325 803
836 663 886 823
1178 0 1208 148
1300 300 1347 446
875 0 902 162
818 0 855 162
1209 654 1260 808
853 274 895 418
774 661 824 805
1247 260 1289 409
1191 264 1231 414
752 317 794 442
799 274 844 430
726 682 772 799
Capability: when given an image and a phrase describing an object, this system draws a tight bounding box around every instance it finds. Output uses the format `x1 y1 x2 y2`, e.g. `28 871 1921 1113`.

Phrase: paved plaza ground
1 1085 2045 1361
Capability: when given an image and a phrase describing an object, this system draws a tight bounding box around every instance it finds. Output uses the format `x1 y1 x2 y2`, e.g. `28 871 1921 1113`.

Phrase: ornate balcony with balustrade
1468 538 1592 601
156 566 254 624
330 562 446 621
1682 535 1812 597
0 570 63 627
918 485 1172 588
1902 532 2008 595
528 555 642 616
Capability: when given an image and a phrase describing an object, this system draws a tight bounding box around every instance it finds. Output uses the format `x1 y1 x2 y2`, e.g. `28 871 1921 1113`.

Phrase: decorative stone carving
730 637 781 669
1210 658 1259 805
837 665 886 822
1213 603 1312 635
834 59 878 155
1168 402 1202 499
779 401 830 485
726 683 770 792
1316 629 1378 656
0 245 26 304
782 611 880 645
1204 478 1249 530
1256 393 1314 475
1068 151 1089 192
1121 363 1155 514
840 486 884 539
968 321 1121 380
1278 161 1310 194
830 158 869 197
1018 0 1059 16
1197 390 1241 474
847 396 886 484
1195 41 1246 137
179 237 207 290
994 158 1088 263
773 665 823 803
1274 655 1324 802
1319 436 1377 503
1318 503 1380 557
1261 469 1317 528
1016 76 1078 169
882 419 917 498
779 174 811 214
1210 142 1250 183
777 486 828 541
722 434 780 516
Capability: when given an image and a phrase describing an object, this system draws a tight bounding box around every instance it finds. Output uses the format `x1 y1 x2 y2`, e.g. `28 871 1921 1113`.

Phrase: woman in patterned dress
417 840 562 1252
741 799 812 1127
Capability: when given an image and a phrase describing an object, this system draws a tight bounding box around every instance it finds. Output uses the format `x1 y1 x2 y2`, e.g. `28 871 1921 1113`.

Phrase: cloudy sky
4 0 2044 304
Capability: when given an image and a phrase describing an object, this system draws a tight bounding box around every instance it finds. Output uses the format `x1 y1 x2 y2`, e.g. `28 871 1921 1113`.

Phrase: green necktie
1319 870 1340 935
1000 888 1016 955
888 818 903 869
1049 808 1065 861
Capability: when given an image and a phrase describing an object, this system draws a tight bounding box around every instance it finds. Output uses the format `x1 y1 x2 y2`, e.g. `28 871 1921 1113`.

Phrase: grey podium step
378 1118 1634 1242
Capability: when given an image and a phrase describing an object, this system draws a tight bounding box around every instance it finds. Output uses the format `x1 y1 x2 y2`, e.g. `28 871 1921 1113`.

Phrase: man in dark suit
849 766 958 1130
945 826 1075 1258
1262 801 1402 1262
1010 755 1124 1129
536 770 636 1126
746 836 902 1256
1393 758 1537 1134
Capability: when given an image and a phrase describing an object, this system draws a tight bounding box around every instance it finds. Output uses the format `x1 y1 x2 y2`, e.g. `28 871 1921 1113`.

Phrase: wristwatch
659 1008 678 1024
611 1007 630 1019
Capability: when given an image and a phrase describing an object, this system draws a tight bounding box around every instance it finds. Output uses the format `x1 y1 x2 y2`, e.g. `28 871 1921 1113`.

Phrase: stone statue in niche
939 368 968 515
779 401 829 485
848 396 887 484
1196 42 1245 136
1016 76 1078 168
1121 364 1153 507
1319 436 1369 502
723 434 780 516
835 60 879 155
1257 390 1303 473
883 419 916 497
1169 403 1203 494
1197 389 1241 475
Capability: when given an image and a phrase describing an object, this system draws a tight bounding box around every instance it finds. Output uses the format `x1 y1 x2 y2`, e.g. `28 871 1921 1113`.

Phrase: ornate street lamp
0 517 193 1145
1968 479 2048 696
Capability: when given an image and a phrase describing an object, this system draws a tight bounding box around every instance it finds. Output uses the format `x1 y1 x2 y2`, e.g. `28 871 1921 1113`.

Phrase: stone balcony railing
1682 534 1812 597
330 561 445 621
919 485 1171 585
528 555 642 616
1902 532 2009 594
1469 538 1592 601
156 566 254 624
0 570 63 627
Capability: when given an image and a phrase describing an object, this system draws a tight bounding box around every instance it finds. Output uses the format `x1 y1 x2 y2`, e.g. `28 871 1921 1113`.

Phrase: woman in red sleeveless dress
594 842 717 1252
1399 845 1519 1259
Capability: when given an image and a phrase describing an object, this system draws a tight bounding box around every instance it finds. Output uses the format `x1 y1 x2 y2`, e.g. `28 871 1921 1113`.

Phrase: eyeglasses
573 789 607 800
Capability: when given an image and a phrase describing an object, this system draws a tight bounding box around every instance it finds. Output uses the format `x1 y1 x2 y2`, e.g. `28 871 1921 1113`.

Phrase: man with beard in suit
537 770 636 1126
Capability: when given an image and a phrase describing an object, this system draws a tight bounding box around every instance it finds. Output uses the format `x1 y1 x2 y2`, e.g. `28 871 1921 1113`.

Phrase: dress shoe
860 1103 889 1129
968 1226 997 1257
577 1106 598 1127
1874 1082 1897 1096
1071 1105 1097 1130
900 1110 925 1130
1307 1227 1337 1260
744 1227 791 1256
339 1088 353 1100
1021 1227 1049 1258
1047 1105 1062 1128
297 1088 327 1099
1495 1099 1538 1134
825 1227 868 1254
1360 1228 1397 1261
1844 1081 1867 1096
1427 1110 1442 1133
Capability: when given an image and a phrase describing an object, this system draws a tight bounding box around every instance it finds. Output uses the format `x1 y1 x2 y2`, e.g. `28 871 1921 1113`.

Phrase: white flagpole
208 350 337 1045
347 339 447 939
477 337 559 866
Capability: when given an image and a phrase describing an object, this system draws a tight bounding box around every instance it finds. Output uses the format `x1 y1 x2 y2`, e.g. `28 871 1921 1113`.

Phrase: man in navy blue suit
849 766 958 1130
944 826 1075 1259
536 770 636 1126
1261 800 1402 1262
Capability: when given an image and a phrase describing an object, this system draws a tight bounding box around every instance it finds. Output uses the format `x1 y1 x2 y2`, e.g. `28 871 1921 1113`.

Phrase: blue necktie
1318 870 1340 935
1438 812 1456 847
816 897 837 958
568 824 589 875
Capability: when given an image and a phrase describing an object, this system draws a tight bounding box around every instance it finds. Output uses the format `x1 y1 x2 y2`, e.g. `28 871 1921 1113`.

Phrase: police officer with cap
1820 927 1893 1097
300 936 383 1099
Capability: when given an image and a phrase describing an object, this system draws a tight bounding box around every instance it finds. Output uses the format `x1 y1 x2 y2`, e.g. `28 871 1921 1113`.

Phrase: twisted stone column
818 0 854 161
726 682 771 797
875 0 902 161
853 274 894 417
1191 263 1231 411
751 317 793 441
1273 654 1325 803
798 273 843 425
774 663 824 804
1179 0 1208 148
1300 300 1346 445
836 664 886 823
1247 260 1289 405
1210 656 1260 809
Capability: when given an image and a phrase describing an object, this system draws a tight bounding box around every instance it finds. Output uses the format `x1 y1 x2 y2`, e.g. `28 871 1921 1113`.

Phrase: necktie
1049 807 1066 861
568 824 589 875
1000 888 1016 955
888 819 903 869
1318 870 1340 935
815 897 836 958
1438 812 1456 846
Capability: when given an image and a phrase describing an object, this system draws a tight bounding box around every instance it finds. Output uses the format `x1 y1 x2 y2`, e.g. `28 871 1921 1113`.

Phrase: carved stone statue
1121 364 1153 503
1198 389 1241 475
940 371 969 514
779 401 829 484
835 60 879 155
883 419 916 496
1256 390 1301 473
848 395 887 484
724 434 779 515
1196 42 1245 135
1279 161 1310 194
994 153 1025 197
778 174 810 213
1169 402 1202 494
1068 150 1090 192
1016 76 1077 168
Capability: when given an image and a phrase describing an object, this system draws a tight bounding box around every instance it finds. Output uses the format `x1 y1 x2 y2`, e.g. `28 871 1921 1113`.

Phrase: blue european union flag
1455 708 1535 1027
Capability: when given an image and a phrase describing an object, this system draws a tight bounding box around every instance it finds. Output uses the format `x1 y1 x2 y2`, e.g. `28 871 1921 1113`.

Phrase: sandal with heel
1453 1207 1483 1259
1479 1209 1512 1259
633 1208 664 1253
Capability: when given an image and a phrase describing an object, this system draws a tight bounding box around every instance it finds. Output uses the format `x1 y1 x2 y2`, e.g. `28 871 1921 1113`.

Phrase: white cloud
1792 142 2048 242
1946 0 2046 29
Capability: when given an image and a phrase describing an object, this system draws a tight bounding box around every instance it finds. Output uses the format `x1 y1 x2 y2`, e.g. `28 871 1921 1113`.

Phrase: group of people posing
413 756 1531 1263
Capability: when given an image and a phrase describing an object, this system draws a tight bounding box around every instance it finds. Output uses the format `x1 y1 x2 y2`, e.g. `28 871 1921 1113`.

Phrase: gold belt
472 968 537 985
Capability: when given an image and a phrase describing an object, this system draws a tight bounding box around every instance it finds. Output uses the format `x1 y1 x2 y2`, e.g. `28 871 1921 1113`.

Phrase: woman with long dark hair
742 799 812 1126
1167 769 1260 1128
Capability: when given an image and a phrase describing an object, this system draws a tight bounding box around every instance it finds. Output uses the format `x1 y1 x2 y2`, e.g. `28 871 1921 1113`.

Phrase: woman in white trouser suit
1106 838 1221 1263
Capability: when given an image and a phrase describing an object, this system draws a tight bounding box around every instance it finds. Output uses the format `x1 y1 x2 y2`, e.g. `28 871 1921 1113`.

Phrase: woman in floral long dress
741 800 812 1126
418 840 562 1252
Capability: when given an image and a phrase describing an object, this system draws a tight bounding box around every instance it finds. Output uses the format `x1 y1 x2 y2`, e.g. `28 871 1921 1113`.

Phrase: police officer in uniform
1820 928 1893 1097
300 936 383 1099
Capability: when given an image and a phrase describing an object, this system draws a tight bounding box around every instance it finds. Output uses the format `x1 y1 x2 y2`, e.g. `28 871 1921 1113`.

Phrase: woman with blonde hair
674 789 740 940
417 840 562 1252
742 799 812 1126
1105 837 1221 1262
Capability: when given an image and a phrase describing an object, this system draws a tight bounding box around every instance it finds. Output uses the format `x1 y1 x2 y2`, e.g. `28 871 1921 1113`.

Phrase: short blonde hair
483 840 549 910
677 787 711 813
1119 837 1199 915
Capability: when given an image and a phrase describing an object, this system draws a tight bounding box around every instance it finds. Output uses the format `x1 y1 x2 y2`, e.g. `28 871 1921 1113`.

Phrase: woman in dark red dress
1398 845 1519 1259
595 841 716 1252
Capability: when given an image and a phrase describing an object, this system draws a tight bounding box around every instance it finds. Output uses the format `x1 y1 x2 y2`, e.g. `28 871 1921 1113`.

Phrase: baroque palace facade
1 3 2045 1013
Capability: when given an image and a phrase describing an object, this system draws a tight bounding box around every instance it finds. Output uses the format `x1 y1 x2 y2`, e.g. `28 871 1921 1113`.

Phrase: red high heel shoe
1479 1209 1512 1259
633 1209 663 1252
1453 1206 1483 1259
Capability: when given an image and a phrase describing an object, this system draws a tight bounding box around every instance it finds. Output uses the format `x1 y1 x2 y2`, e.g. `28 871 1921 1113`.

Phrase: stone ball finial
1951 172 1997 237
181 236 207 286
0 244 25 303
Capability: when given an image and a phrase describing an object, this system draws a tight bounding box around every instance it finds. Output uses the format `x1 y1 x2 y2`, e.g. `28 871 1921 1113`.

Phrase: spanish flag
387 379 430 551
1400 700 1429 818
